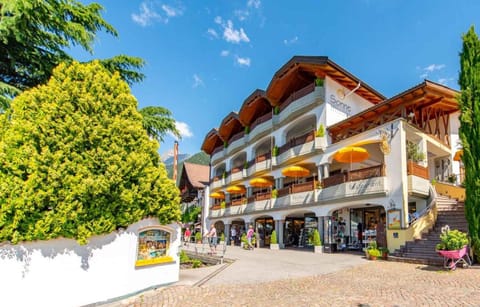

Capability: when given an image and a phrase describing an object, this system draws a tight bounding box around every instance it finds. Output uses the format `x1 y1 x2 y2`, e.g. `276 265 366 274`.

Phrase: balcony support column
224 223 231 245
322 163 330 178
276 219 285 248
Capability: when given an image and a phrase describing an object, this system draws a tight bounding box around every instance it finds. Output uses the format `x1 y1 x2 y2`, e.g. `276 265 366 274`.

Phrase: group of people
183 224 255 253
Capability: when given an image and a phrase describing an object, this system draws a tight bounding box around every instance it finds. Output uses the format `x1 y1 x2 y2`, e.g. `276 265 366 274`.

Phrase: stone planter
314 245 323 254
270 243 280 250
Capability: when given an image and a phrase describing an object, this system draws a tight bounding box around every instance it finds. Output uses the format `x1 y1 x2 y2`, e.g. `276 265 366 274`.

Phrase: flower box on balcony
315 136 327 150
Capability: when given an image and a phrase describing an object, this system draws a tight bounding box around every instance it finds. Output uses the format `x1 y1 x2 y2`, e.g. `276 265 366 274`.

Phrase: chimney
173 141 179 181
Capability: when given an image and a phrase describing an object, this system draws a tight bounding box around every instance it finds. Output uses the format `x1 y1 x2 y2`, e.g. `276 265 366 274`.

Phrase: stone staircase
390 195 468 266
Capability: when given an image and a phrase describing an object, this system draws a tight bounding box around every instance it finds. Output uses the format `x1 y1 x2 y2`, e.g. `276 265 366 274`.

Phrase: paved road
107 246 480 307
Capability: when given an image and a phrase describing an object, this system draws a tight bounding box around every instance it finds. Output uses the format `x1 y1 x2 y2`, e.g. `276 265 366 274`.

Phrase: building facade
201 56 461 253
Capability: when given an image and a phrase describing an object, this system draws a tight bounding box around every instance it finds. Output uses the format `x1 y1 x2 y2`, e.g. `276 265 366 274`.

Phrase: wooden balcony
279 83 315 112
231 198 246 206
279 131 315 155
407 160 429 180
250 112 272 131
322 164 385 188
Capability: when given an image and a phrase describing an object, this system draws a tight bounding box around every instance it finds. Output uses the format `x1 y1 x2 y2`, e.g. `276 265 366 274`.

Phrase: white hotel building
201 56 463 254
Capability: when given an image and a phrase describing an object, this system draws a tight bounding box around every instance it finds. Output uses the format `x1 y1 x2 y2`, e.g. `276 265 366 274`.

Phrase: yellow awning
226 185 246 194
454 150 463 162
333 146 369 163
249 177 274 188
209 191 225 199
281 165 310 178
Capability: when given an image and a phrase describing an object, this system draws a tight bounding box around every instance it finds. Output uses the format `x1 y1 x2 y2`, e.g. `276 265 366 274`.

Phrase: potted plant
368 248 382 260
315 124 327 149
315 78 324 87
435 226 469 269
406 141 425 163
380 247 389 260
270 230 279 250
435 226 469 251
220 232 225 244
195 232 202 244
312 229 323 253
273 105 280 115
220 201 226 209
271 189 278 199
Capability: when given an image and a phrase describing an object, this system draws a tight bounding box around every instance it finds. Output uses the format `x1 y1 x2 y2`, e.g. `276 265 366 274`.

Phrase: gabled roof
182 162 210 188
266 56 385 105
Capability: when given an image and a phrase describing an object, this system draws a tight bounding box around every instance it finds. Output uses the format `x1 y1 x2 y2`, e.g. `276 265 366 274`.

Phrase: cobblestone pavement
111 261 480 307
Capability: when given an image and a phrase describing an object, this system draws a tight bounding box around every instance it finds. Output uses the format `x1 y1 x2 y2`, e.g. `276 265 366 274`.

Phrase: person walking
230 226 237 246
183 228 191 246
207 224 217 254
247 225 255 250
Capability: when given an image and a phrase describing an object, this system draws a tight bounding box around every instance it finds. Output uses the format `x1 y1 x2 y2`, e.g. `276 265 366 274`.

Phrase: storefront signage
387 209 401 230
136 228 174 267
329 94 352 116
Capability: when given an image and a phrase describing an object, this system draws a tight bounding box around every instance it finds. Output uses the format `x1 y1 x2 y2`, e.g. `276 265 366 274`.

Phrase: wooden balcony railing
231 198 246 206
279 83 315 112
407 161 429 180
254 152 271 163
322 164 385 188
254 191 272 201
229 130 245 143
250 111 273 131
279 131 315 155
231 167 242 174
212 146 223 155
291 181 314 193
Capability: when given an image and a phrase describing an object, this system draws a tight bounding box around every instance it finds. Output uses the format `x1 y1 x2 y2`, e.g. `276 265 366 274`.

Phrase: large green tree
458 26 480 262
0 61 181 244
0 0 144 110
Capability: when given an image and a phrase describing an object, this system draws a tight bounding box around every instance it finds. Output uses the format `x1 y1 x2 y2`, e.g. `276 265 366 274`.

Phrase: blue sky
75 0 480 157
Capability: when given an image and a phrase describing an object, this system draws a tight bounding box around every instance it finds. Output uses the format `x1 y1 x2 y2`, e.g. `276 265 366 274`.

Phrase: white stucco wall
0 218 180 307
324 76 375 127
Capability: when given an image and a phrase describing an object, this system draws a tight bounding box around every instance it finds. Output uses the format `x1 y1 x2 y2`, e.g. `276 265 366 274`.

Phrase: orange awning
249 177 274 188
333 146 369 163
281 165 310 178
209 191 225 199
226 185 246 194
453 150 463 162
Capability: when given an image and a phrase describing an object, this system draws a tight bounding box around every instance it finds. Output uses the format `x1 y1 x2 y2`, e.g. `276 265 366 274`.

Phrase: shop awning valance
226 185 246 194
209 191 225 199
281 165 310 178
249 177 274 188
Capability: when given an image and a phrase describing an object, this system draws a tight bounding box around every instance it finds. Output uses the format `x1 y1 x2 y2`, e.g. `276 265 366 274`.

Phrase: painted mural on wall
136 228 174 267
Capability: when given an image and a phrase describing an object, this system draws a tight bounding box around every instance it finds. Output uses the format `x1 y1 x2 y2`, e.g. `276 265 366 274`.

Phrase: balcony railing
322 164 385 188
279 131 315 155
230 198 246 206
279 83 315 112
407 161 429 179
250 112 273 132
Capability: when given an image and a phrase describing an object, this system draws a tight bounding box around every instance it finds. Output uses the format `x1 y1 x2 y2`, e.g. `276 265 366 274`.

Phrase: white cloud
424 64 445 72
214 16 223 24
175 121 193 138
437 77 454 86
131 2 162 27
223 20 250 43
419 73 428 79
132 1 183 26
236 56 251 67
161 4 183 17
220 50 230 57
207 28 218 39
192 74 204 88
247 0 261 9
235 9 249 21
283 36 298 45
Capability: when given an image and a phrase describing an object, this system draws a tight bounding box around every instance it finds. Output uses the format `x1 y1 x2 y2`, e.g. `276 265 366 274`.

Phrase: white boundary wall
0 218 180 307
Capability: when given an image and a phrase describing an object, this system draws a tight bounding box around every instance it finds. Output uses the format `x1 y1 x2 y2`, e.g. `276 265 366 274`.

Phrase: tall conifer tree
458 26 480 262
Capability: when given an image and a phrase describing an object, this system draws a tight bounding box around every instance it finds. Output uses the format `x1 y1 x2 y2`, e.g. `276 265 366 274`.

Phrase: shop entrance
349 206 386 250
255 217 274 247
284 216 318 248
